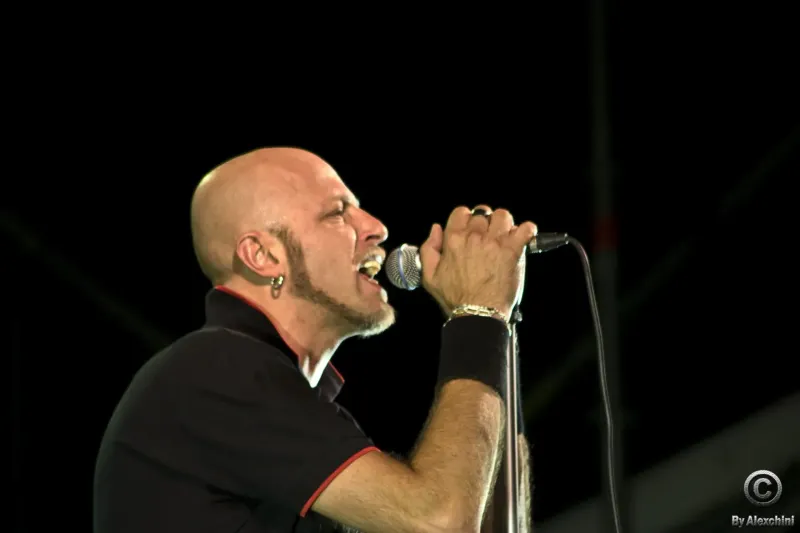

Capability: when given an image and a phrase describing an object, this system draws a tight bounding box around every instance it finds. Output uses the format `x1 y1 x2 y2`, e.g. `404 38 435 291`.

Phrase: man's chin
353 305 396 338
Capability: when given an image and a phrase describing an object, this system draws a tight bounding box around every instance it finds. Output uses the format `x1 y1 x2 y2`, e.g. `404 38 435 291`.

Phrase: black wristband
438 315 510 399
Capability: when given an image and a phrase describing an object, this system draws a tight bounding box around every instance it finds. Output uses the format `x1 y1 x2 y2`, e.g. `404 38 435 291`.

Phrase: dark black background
7 3 799 531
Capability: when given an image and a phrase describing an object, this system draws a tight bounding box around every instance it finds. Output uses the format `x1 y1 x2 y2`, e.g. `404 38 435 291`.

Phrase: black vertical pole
589 0 627 531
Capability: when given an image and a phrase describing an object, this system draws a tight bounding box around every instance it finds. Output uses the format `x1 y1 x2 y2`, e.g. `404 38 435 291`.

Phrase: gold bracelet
446 304 509 324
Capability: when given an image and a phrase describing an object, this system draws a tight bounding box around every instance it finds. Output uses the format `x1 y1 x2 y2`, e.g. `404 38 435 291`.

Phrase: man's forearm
409 379 506 530
403 314 510 529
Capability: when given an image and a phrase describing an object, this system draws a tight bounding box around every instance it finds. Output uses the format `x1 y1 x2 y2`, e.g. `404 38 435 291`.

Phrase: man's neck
223 281 342 388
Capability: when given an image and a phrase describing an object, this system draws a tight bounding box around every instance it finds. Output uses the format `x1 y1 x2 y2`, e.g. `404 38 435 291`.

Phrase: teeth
359 260 381 278
361 254 383 266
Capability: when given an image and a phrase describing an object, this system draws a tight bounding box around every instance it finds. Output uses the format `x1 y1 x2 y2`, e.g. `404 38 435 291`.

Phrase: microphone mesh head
384 244 422 290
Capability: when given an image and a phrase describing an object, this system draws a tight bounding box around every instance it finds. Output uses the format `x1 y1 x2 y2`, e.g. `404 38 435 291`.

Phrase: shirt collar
204 286 345 402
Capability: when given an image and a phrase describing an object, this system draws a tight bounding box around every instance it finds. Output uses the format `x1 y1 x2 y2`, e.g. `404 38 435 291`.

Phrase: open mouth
357 257 383 285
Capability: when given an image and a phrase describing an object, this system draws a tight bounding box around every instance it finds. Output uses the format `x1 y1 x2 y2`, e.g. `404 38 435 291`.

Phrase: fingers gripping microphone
384 232 569 290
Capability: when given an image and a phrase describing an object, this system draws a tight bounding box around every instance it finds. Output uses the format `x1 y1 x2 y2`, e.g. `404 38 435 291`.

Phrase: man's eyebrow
328 194 361 209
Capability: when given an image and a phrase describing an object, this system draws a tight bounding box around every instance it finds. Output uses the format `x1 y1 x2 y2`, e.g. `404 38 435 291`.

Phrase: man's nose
358 210 388 245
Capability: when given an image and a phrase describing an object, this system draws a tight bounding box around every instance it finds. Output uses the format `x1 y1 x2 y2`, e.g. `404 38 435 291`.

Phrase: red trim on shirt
299 446 381 517
215 285 263 312
329 363 345 383
213 285 345 384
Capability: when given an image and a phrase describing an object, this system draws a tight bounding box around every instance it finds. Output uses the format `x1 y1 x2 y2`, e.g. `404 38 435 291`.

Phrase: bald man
93 147 536 533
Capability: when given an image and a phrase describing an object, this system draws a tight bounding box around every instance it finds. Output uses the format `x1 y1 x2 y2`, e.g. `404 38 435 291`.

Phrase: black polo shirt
93 287 379 532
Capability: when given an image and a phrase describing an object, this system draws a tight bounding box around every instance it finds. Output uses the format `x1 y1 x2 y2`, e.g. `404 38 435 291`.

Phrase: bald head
190 147 332 284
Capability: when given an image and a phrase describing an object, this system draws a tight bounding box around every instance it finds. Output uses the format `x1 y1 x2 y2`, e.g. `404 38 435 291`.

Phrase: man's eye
329 208 345 217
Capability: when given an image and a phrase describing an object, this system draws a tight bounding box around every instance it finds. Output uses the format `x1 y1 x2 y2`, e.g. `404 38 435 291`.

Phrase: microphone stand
503 304 523 533
500 247 529 533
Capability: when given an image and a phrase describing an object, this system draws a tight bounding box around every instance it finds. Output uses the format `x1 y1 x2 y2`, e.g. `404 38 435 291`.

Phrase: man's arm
314 379 504 532
313 317 509 533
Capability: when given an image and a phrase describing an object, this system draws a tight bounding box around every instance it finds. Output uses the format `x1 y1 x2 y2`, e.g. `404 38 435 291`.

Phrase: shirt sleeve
128 331 379 517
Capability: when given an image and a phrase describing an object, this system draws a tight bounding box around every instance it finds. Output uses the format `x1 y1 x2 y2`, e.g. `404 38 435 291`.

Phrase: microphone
384 232 569 290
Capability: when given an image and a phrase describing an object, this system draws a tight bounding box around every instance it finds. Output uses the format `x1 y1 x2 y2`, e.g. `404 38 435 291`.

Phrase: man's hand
419 205 537 319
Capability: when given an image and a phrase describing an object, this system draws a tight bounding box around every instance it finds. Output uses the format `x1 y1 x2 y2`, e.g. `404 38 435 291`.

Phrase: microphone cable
539 234 623 533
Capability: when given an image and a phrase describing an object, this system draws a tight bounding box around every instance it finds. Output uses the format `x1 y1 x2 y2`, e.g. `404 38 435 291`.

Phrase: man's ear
234 231 283 280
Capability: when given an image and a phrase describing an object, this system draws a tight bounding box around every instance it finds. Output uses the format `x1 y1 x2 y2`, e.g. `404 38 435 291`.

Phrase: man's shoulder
169 326 285 361
170 325 272 353
104 326 301 436
138 326 295 388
